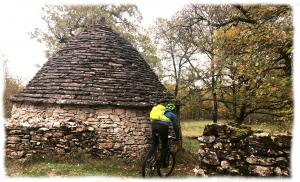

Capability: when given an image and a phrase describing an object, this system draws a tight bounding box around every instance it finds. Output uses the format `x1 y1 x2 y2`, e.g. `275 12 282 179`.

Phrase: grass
181 119 231 138
181 137 199 154
6 158 140 177
247 123 292 134
181 120 213 138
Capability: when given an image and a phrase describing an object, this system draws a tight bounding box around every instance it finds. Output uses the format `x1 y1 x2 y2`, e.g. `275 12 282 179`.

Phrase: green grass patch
181 119 231 138
6 158 140 177
247 123 292 134
182 137 199 154
181 119 292 137
181 120 213 138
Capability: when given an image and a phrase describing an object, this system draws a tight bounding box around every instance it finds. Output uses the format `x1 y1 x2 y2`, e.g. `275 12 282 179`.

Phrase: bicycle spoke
146 159 156 176
142 150 159 178
143 139 176 177
157 152 176 177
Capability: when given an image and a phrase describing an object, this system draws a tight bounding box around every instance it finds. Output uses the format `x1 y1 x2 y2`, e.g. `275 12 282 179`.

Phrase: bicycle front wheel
142 149 158 178
157 152 176 177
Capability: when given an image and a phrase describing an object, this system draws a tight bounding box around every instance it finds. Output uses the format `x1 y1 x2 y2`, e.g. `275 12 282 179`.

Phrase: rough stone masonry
6 103 152 161
194 123 291 177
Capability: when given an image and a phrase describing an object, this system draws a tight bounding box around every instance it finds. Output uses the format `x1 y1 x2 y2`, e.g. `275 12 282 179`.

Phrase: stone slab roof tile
11 21 174 107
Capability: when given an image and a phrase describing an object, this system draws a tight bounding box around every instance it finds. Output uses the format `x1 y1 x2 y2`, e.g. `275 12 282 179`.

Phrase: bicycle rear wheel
142 149 158 177
157 151 176 177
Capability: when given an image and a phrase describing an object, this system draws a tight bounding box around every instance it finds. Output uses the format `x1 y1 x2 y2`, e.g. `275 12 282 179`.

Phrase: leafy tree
214 5 293 124
174 5 232 123
158 4 293 125
152 18 198 99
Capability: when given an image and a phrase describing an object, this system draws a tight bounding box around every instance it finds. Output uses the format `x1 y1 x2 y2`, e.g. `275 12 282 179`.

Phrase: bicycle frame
142 134 176 177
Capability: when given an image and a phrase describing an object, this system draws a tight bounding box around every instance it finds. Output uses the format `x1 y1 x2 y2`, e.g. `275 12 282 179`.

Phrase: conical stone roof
11 21 174 107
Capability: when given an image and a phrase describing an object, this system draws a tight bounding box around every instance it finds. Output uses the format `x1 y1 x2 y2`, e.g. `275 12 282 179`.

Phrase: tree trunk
175 105 183 150
236 104 247 125
212 90 218 123
211 60 218 123
232 84 237 120
174 79 179 98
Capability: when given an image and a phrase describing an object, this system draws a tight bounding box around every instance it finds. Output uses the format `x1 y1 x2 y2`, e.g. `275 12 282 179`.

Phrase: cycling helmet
166 103 176 111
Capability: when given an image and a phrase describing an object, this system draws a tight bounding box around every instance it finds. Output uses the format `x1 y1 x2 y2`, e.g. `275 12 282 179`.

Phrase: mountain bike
141 134 176 177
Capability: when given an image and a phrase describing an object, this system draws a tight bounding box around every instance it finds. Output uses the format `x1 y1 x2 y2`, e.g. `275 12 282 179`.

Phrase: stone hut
7 20 176 160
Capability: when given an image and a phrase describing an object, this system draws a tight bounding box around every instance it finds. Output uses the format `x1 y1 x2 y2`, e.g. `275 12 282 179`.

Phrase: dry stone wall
6 103 152 161
194 124 291 177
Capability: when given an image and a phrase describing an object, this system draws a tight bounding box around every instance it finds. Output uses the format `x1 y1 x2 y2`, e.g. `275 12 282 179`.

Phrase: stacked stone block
195 123 291 177
6 103 152 161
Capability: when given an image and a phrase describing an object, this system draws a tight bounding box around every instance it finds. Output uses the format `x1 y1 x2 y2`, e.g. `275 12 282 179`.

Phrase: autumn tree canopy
153 5 293 125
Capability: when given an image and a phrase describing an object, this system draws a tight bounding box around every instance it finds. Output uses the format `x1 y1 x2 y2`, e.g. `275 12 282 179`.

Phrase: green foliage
214 5 293 124
4 75 23 118
179 88 224 120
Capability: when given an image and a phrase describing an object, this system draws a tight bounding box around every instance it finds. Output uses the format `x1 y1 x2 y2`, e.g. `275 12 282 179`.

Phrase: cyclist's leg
151 123 160 151
158 124 169 167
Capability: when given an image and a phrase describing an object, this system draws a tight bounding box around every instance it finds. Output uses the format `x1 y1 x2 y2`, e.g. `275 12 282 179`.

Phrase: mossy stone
230 128 253 140
227 121 239 127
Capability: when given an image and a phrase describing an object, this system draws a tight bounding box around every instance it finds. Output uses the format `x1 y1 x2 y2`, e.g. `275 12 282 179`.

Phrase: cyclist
151 103 180 168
